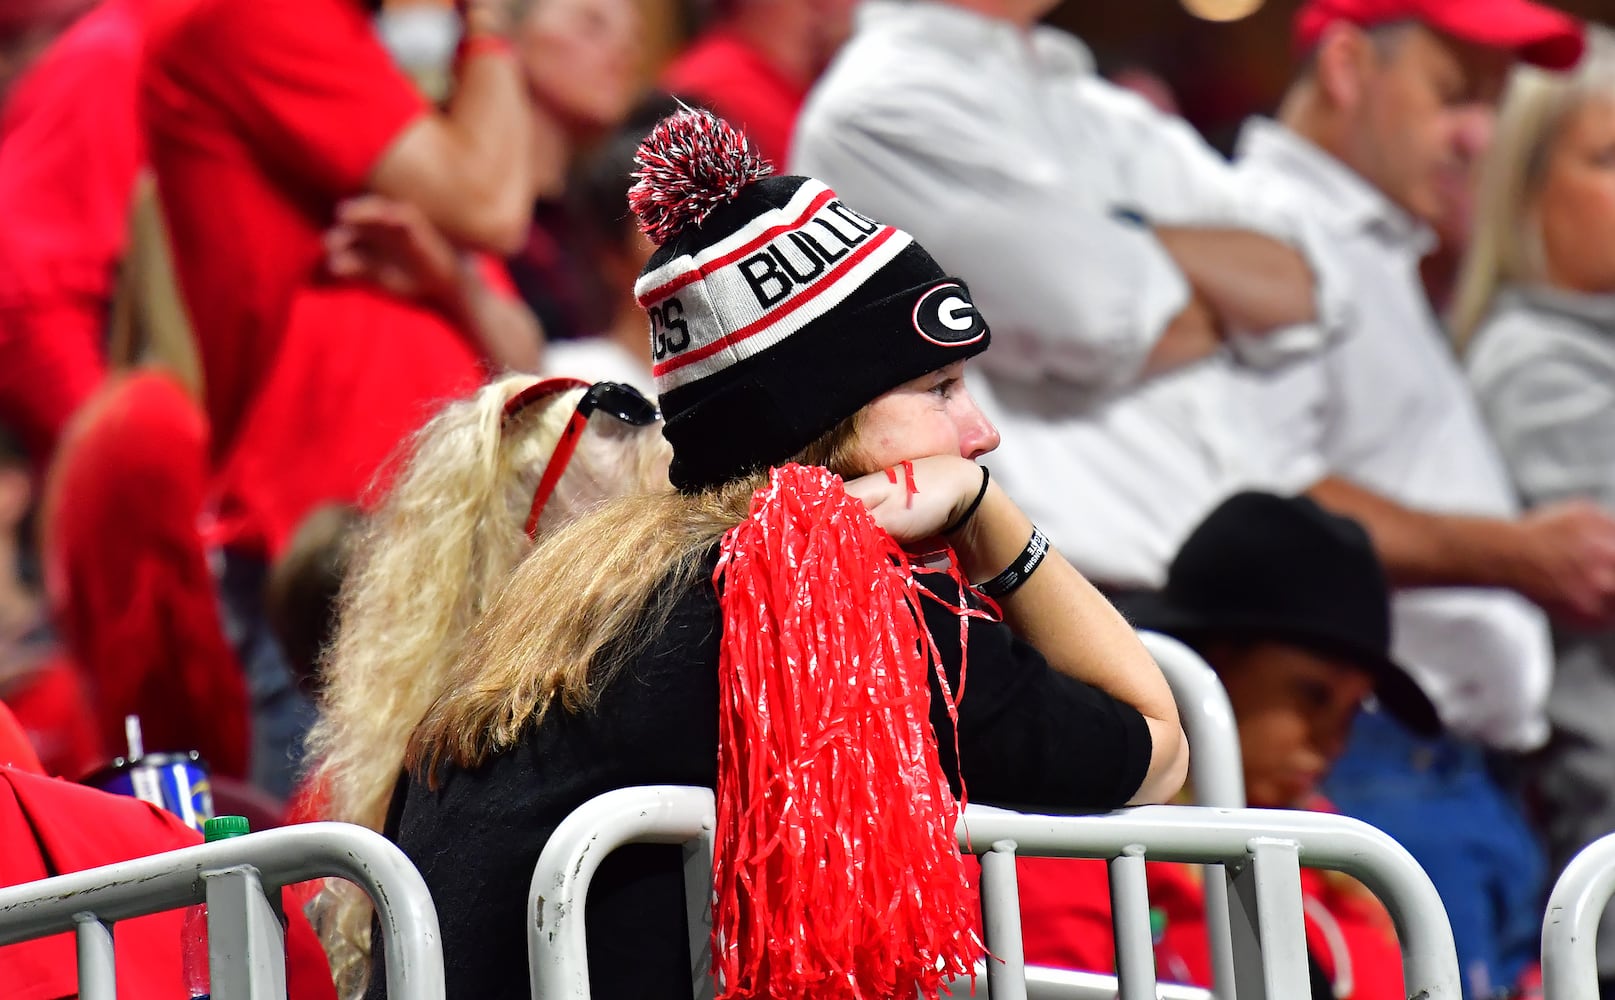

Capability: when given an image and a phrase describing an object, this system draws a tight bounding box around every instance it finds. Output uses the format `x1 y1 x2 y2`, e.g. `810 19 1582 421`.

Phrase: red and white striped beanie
629 108 991 491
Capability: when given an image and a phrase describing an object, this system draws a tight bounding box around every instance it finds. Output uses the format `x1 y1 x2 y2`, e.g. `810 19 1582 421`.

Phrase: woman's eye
930 378 958 398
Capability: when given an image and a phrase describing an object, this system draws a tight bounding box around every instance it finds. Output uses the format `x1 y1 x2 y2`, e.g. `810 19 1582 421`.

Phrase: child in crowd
1020 492 1448 1000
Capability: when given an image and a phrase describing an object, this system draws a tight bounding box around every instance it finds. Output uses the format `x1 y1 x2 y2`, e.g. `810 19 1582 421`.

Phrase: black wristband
942 465 990 536
977 526 1050 600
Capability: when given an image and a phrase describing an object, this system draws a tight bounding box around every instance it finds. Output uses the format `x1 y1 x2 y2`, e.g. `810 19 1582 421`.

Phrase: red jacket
0 765 336 1000
0 703 42 773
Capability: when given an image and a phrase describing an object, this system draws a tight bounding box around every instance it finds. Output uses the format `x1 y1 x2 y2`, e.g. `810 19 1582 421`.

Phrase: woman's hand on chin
843 455 982 545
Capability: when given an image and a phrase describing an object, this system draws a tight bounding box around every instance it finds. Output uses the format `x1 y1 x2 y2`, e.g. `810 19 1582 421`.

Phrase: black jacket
371 551 1152 1000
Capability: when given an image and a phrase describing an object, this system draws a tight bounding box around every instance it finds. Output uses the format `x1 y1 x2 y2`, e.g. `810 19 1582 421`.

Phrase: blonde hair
305 373 669 997
1450 29 1615 348
405 417 865 779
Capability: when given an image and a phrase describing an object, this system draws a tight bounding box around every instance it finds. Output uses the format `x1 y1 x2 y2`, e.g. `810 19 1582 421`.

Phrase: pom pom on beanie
628 107 774 246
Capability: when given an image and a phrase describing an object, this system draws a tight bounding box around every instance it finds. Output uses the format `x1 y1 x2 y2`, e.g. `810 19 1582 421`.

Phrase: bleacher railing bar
527 785 1463 1000
1138 630 1245 1000
0 821 446 1000
1543 830 1615 1000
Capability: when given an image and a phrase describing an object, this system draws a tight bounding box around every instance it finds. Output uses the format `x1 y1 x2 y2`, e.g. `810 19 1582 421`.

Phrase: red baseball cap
1294 0 1585 71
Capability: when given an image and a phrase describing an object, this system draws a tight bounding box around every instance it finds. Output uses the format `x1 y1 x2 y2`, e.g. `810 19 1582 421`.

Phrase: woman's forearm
953 486 1188 801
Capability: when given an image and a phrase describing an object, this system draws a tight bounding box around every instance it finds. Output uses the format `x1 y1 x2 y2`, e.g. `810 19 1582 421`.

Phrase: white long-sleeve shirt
792 0 1347 587
1235 118 1551 750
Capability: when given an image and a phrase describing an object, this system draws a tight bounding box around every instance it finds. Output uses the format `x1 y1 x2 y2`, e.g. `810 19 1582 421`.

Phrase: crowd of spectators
3 0 1615 996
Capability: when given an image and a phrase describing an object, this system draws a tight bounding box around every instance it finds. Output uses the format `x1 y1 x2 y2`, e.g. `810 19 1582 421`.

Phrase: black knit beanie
629 109 991 492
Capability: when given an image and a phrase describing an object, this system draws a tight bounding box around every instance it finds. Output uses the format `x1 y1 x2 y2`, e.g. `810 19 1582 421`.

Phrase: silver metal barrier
947 964 1212 1000
1138 631 1245 812
1138 630 1244 1000
0 821 444 1000
1543 831 1615 999
523 632 1247 1000
527 787 1459 1000
528 786 717 1000
964 806 1459 1000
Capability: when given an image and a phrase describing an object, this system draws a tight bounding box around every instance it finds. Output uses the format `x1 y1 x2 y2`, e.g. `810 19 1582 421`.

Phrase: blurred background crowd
9 0 1615 997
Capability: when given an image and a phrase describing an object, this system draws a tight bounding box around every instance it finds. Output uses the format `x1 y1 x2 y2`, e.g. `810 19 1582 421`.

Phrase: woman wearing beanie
299 373 668 997
379 109 1188 1000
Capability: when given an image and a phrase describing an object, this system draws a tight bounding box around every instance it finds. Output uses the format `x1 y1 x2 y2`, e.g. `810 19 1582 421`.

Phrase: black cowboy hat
1117 491 1441 737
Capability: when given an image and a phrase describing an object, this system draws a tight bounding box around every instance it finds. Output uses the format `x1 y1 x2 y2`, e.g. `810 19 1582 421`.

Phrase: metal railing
1138 629 1245 1000
0 821 445 1000
527 786 1460 1000
1139 630 1246 812
1543 831 1615 999
962 805 1458 1000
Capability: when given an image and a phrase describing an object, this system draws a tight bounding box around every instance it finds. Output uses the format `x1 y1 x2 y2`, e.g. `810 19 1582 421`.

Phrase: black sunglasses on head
504 379 659 538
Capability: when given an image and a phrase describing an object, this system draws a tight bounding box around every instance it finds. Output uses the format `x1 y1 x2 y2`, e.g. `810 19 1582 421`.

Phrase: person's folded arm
369 45 534 255
1151 226 1317 337
184 0 532 255
792 104 1199 396
1066 78 1349 369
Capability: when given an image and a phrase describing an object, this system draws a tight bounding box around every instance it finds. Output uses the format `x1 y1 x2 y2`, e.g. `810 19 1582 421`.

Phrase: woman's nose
959 405 1001 460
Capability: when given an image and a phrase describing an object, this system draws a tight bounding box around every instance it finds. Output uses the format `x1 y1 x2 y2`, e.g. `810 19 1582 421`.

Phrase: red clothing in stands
1 653 104 779
208 264 507 558
140 0 426 462
1018 850 1404 1000
0 0 146 464
0 700 46 773
0 766 336 1000
284 771 328 826
660 29 806 168
43 373 251 778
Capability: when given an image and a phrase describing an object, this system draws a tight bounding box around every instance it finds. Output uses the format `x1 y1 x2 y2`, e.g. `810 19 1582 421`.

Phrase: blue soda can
85 751 214 834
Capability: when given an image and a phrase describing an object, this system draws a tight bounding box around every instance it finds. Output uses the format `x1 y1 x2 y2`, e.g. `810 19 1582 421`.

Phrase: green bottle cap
203 815 251 842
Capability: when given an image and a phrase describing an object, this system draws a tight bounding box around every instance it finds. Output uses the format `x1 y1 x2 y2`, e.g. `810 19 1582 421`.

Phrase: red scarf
712 464 982 999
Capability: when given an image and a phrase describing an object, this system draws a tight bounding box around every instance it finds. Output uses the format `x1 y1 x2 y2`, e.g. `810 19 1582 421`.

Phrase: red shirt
0 0 145 464
208 262 509 558
0 653 104 780
0 766 336 1000
0 703 44 773
1017 844 1405 999
43 373 252 779
140 0 426 463
661 29 807 169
